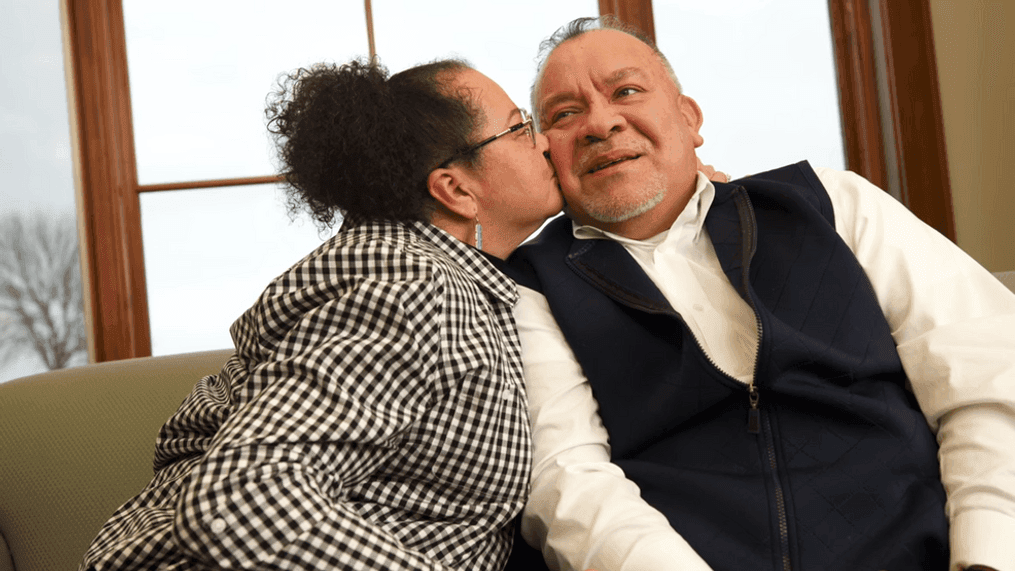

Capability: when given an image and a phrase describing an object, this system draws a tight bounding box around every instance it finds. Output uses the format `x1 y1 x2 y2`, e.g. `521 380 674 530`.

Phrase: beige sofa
0 350 232 571
2 272 1014 571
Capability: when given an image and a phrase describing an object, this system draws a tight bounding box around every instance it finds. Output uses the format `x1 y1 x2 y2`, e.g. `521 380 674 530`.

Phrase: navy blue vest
506 162 948 571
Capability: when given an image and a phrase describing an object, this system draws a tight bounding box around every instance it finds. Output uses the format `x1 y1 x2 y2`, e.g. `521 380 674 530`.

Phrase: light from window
141 184 329 355
0 0 87 382
654 0 846 177
372 0 598 115
123 0 371 185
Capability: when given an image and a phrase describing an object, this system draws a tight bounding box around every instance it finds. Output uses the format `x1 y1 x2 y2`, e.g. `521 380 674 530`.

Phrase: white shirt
517 167 1015 571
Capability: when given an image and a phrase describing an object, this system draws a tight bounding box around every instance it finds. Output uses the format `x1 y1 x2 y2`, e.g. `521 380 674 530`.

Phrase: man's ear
680 95 705 148
427 167 478 220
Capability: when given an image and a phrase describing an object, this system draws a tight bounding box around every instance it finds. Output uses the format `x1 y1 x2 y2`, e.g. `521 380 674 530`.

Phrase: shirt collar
341 218 519 306
572 171 716 246
408 220 519 306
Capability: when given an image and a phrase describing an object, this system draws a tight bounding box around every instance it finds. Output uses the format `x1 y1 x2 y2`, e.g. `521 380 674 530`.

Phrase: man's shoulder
514 216 576 259
734 160 835 220
501 216 576 291
738 160 824 190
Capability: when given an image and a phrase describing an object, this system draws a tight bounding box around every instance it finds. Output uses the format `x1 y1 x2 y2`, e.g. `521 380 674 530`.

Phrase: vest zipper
733 189 792 571
747 384 760 433
763 413 792 571
734 188 764 435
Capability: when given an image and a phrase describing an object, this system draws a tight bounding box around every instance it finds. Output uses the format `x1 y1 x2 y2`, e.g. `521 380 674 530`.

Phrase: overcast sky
1 0 75 214
2 0 844 380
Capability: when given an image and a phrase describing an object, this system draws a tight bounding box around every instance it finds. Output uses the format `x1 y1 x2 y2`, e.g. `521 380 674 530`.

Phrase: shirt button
210 518 227 533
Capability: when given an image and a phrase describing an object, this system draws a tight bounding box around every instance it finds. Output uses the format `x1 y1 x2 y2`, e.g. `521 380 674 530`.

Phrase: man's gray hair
530 15 683 129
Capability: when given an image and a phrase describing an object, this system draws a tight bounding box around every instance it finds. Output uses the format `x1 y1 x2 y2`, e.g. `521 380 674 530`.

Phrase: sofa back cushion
0 349 232 571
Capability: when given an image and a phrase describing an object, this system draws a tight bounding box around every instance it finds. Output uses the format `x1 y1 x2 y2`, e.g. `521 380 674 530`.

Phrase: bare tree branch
0 212 87 370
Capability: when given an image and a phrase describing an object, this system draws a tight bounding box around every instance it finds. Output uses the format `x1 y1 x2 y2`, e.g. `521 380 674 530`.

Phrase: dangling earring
474 217 483 251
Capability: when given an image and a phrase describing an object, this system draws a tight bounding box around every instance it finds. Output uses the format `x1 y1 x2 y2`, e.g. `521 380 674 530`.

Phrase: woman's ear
427 167 478 220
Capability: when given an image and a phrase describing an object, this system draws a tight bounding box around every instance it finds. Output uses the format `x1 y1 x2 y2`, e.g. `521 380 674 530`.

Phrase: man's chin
581 191 667 226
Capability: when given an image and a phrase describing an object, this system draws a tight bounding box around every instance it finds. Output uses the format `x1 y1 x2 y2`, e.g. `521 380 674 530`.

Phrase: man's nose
581 101 625 142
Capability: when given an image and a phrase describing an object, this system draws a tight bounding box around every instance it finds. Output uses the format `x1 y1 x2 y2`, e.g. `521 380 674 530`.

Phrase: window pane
1 0 87 383
123 0 370 185
140 185 332 356
372 0 598 113
654 0 846 176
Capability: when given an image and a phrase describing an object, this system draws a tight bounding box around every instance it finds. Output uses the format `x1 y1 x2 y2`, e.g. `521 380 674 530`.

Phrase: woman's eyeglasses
437 109 536 168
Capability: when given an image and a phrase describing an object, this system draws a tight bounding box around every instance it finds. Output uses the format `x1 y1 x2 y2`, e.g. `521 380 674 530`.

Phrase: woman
80 58 561 570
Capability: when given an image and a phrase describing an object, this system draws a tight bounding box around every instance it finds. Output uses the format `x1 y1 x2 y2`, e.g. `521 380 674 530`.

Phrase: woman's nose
535 130 551 153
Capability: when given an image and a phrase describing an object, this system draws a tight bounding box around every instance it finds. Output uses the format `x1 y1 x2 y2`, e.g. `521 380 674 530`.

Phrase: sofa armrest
0 349 232 571
995 271 1015 294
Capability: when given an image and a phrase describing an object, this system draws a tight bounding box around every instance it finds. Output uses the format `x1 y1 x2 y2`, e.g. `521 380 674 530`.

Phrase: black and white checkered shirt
81 220 532 570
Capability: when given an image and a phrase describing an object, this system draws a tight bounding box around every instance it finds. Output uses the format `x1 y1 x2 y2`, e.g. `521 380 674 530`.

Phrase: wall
929 0 1015 272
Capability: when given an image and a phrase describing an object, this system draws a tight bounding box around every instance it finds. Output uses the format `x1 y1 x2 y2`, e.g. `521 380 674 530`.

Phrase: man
508 16 1015 571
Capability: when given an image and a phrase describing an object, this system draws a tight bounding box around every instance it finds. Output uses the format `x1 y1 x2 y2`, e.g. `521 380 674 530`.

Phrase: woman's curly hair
266 58 484 227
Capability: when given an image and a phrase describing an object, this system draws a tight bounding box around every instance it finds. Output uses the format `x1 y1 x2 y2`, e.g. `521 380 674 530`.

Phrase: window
122 0 373 354
653 0 846 176
1 0 87 382
72 0 597 358
64 0 953 362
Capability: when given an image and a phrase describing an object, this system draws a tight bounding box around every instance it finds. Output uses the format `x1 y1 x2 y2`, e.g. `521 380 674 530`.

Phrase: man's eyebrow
603 67 647 86
539 91 575 117
539 67 650 117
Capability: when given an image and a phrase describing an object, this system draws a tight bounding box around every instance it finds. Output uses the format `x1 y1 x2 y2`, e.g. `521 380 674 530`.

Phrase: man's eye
550 109 575 124
616 87 640 98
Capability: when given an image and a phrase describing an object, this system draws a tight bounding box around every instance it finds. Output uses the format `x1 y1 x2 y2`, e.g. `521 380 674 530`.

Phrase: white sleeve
516 285 714 571
816 166 1015 571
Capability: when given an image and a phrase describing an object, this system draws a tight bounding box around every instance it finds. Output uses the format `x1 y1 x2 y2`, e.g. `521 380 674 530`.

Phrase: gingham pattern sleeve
80 220 529 571
173 274 448 569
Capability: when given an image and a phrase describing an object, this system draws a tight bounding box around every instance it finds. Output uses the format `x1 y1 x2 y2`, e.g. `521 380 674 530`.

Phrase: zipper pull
747 384 760 434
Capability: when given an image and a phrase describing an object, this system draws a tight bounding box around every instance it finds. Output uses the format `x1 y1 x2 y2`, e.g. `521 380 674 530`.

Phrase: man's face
536 29 704 237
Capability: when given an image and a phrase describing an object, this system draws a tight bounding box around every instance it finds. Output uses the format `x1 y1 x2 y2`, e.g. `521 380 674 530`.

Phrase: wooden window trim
828 0 891 191
68 0 955 361
598 0 655 37
871 0 955 239
65 0 151 362
138 175 283 194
